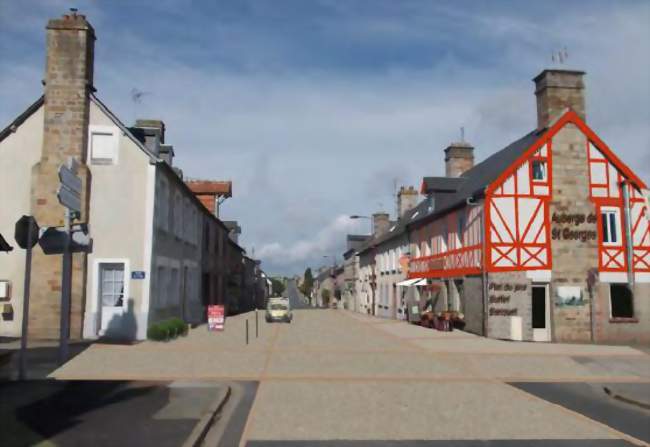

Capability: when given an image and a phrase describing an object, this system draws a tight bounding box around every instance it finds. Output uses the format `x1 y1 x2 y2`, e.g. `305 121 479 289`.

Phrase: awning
413 279 428 286
396 278 424 287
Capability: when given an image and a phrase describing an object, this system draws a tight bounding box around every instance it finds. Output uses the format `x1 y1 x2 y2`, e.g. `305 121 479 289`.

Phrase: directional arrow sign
57 184 81 213
58 165 81 195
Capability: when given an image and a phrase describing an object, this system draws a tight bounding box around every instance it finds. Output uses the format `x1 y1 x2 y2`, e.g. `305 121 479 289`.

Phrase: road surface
49 304 650 446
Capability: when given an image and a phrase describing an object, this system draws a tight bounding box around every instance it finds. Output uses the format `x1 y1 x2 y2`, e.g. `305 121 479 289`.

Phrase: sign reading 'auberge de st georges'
551 212 598 242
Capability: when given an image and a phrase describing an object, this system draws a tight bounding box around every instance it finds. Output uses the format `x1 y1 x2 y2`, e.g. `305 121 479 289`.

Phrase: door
99 263 125 334
532 285 550 341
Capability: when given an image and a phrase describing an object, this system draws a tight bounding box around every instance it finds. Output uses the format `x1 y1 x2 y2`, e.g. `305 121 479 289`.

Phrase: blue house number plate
131 271 146 280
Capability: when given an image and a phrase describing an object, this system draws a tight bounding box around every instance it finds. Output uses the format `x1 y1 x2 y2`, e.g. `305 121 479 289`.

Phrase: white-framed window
532 160 547 182
88 125 119 165
601 207 621 246
99 262 125 308
157 266 166 307
457 213 465 247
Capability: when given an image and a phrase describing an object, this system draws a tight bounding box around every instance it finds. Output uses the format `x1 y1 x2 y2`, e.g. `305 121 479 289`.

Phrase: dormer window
532 160 547 182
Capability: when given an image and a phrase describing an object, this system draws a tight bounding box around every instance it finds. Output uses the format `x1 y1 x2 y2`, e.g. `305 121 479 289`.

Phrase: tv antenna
460 126 465 143
551 47 569 65
130 88 151 104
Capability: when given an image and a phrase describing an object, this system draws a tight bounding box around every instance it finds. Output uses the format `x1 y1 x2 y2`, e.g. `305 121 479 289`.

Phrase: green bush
147 318 189 341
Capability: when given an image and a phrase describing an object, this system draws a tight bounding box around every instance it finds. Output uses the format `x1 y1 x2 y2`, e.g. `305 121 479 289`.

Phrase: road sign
208 305 225 331
14 216 39 249
39 225 92 255
58 166 82 195
131 271 146 280
57 159 82 213
57 184 81 213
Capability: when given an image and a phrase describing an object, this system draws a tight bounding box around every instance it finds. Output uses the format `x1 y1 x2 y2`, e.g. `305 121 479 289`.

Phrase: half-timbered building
405 69 649 344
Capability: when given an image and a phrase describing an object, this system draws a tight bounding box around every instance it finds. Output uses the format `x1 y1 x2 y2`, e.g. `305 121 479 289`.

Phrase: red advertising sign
208 305 225 331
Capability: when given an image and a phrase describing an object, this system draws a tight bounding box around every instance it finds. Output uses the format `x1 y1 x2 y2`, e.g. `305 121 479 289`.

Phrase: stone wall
594 282 650 344
548 124 597 343
486 271 532 341
461 275 484 336
28 14 95 339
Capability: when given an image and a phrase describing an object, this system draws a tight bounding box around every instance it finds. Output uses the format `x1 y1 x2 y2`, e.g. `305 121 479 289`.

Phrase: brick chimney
29 11 95 339
534 69 585 130
372 212 390 237
444 142 474 177
397 186 418 218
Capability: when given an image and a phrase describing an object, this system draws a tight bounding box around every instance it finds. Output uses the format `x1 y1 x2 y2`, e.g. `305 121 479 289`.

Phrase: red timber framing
408 205 482 279
588 142 650 272
408 110 648 278
485 110 648 274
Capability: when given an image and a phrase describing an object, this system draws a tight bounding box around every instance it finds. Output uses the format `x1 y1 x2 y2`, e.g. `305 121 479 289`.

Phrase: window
100 263 125 308
610 284 634 318
457 214 465 246
157 266 166 307
157 180 169 231
532 160 547 181
89 126 118 165
170 268 179 305
601 208 621 245
174 193 183 237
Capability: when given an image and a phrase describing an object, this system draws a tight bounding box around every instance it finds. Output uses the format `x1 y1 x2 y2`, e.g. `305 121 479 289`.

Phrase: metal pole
18 219 34 380
255 309 259 338
245 318 249 345
59 209 72 365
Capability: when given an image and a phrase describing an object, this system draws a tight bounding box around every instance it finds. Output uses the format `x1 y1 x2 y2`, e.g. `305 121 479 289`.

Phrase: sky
1 0 649 276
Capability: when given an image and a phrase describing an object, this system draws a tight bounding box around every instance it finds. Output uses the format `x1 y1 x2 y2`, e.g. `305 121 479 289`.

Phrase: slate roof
356 127 544 254
421 176 465 194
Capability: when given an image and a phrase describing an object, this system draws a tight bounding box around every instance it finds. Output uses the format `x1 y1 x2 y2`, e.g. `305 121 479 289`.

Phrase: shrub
147 318 189 341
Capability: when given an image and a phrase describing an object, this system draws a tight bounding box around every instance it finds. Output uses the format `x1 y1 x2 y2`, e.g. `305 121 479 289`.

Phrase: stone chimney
29 11 95 339
372 212 390 237
397 186 418 218
534 69 585 130
444 142 474 177
133 119 165 155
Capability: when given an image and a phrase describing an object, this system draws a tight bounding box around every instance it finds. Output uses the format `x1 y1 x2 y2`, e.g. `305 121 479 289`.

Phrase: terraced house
0 12 263 342
354 68 649 344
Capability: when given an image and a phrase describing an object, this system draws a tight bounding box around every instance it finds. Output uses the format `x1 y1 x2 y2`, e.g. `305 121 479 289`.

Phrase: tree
300 267 314 296
271 277 285 296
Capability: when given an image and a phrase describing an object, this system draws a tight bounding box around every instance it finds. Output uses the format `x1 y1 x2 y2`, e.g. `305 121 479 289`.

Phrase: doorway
531 284 550 341
99 262 126 335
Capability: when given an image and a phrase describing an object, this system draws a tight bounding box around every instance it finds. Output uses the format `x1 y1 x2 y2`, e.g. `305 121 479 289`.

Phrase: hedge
147 318 189 341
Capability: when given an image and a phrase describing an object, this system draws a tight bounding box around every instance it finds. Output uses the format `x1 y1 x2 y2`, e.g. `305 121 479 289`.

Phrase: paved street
49 283 650 446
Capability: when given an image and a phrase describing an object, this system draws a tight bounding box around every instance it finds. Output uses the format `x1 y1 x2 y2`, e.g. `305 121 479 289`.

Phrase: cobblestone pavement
51 306 650 446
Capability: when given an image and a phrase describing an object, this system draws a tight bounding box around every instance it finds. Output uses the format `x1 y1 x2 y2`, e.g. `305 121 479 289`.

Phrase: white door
99 263 126 334
532 284 550 341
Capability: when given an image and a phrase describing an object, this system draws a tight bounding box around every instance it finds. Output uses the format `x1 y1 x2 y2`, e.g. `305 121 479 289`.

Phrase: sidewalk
0 380 229 447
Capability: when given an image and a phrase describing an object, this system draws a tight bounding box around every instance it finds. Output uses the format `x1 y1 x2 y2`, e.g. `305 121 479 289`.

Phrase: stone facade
548 124 597 343
29 14 95 339
444 142 474 177
534 69 586 130
460 275 484 335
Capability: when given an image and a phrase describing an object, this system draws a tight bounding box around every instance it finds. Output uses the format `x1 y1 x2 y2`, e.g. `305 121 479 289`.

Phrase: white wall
83 101 152 340
0 106 44 337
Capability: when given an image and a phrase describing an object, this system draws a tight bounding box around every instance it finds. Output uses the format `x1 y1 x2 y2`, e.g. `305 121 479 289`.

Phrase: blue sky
1 0 649 275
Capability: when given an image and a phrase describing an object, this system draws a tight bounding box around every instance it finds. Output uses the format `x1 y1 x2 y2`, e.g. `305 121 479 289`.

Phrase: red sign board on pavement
208 305 225 331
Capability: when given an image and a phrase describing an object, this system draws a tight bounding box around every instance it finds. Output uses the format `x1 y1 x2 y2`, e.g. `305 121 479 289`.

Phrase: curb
603 386 650 411
182 385 232 447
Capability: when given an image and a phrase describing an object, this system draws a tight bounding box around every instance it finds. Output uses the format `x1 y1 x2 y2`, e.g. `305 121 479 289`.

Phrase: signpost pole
246 319 249 345
18 219 34 380
255 309 258 338
58 208 72 365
